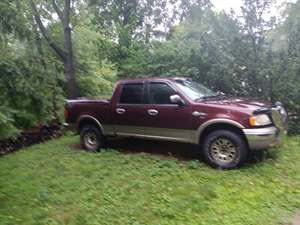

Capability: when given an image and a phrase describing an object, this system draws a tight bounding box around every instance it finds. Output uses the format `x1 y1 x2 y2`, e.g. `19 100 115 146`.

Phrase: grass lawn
0 135 299 225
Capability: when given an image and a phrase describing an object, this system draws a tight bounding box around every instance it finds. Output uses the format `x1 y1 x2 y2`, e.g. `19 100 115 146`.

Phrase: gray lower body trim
243 126 282 150
113 125 198 144
102 125 115 136
67 123 284 150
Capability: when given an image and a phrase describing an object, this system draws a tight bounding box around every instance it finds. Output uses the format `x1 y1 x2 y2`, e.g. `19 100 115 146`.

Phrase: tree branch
52 0 64 22
30 0 66 61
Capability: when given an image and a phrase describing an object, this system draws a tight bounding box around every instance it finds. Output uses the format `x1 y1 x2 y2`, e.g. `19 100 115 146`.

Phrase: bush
0 107 19 139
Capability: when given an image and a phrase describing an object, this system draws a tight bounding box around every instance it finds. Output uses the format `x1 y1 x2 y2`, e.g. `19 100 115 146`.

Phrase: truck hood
198 96 272 114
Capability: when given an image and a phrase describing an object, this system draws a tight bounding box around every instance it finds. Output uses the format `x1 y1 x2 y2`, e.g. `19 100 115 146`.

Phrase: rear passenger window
119 83 144 104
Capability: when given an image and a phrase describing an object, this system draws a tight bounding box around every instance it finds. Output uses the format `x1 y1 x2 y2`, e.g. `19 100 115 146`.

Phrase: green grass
0 135 299 225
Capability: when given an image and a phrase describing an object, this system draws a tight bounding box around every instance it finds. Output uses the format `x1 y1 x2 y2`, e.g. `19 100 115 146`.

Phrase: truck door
112 82 148 136
142 82 194 143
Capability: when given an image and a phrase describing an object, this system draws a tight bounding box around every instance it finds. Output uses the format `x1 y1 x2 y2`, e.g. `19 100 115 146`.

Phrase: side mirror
217 91 225 96
170 94 185 106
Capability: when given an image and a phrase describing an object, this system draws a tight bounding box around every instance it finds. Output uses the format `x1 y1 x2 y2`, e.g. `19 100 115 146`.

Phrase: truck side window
119 83 144 104
148 83 176 104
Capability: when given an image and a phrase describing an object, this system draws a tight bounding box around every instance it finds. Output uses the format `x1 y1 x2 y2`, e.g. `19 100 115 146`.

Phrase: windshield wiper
195 95 215 101
196 92 226 101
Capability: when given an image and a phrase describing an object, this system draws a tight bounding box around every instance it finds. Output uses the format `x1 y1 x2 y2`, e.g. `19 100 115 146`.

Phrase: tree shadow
71 136 279 166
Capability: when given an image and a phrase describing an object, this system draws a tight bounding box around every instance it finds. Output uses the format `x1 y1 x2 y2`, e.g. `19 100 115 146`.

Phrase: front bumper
63 122 77 132
243 126 284 150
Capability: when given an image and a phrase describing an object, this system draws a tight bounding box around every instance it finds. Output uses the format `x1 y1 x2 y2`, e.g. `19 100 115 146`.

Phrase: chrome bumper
63 122 77 132
243 126 283 150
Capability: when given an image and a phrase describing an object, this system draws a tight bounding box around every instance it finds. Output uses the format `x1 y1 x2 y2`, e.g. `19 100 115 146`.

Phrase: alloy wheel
83 131 99 151
209 138 238 164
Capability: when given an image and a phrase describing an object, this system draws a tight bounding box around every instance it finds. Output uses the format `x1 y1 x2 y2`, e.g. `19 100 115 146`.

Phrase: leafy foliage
0 107 19 139
73 15 117 96
0 1 116 139
0 0 300 137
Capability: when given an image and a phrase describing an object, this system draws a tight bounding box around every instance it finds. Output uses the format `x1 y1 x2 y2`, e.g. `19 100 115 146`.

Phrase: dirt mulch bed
0 122 62 156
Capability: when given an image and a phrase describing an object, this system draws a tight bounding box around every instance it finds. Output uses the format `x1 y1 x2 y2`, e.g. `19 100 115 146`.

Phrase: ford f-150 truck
64 77 287 168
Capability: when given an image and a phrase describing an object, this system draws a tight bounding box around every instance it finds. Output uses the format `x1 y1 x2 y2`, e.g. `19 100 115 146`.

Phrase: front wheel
202 130 248 169
80 125 105 152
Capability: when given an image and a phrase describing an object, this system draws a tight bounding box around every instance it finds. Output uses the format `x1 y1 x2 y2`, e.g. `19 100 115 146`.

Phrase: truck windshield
174 79 217 101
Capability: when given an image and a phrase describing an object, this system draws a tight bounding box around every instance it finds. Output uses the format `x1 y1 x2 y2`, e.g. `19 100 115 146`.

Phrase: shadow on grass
71 137 279 166
107 137 201 161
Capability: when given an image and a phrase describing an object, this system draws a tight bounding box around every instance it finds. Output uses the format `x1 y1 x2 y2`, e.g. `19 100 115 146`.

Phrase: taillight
64 108 69 120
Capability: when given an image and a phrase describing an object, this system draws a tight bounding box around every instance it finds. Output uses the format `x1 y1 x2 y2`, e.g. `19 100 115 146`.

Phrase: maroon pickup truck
64 77 287 168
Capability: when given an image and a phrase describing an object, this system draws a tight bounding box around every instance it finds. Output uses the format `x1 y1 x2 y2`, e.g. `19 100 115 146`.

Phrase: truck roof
118 77 190 84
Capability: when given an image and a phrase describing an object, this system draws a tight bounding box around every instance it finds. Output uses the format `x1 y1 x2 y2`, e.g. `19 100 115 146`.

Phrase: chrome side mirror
217 91 225 96
170 94 185 106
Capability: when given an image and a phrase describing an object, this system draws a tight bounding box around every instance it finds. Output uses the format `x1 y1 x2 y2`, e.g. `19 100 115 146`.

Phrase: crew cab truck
64 77 287 169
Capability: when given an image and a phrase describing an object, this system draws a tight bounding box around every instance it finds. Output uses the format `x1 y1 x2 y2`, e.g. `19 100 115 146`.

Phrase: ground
0 135 299 225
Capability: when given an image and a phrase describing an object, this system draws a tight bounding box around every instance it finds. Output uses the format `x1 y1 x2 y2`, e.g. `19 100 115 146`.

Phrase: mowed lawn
0 135 299 225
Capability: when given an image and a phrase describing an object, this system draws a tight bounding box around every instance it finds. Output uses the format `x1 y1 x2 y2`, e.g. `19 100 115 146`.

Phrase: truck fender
77 115 104 134
196 118 245 142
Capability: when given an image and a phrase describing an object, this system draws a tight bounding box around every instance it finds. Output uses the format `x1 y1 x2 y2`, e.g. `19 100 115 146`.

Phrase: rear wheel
80 125 105 152
202 130 248 169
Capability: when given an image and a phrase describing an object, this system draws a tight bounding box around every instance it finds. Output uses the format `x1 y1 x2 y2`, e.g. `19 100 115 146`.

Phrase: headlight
249 114 272 126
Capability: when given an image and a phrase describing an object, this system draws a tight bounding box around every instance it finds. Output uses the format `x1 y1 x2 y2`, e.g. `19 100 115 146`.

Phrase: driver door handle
192 111 207 118
116 108 126 114
148 109 159 116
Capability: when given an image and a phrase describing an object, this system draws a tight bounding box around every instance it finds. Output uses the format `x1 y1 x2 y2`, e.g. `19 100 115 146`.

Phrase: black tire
80 125 105 152
202 130 248 169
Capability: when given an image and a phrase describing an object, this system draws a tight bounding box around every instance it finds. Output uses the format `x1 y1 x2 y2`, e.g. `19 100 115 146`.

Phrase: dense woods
1 0 300 139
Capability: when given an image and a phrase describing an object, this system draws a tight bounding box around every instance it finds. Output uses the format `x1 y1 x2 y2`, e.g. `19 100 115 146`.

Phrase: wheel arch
198 119 248 146
78 115 104 134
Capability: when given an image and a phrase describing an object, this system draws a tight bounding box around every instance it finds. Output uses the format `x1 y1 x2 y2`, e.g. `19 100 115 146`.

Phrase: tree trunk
64 24 77 99
30 0 78 99
63 0 77 99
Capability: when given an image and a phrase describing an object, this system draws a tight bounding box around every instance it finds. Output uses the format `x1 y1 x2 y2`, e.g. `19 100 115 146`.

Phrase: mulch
0 121 62 156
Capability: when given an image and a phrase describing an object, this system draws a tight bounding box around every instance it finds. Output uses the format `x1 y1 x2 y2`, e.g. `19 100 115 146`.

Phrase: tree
89 0 212 69
89 0 169 66
267 0 300 133
118 7 244 93
30 0 78 99
239 0 276 95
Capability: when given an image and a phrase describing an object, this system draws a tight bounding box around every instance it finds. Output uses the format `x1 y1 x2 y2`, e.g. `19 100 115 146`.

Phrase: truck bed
65 99 112 126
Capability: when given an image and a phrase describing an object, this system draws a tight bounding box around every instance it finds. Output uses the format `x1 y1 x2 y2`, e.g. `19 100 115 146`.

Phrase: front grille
271 107 286 131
